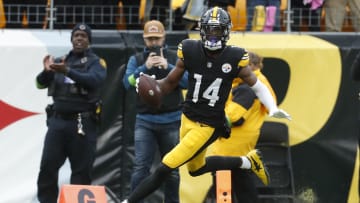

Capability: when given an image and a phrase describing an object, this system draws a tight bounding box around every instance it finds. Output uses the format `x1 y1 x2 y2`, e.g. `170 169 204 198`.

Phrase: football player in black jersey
122 6 291 203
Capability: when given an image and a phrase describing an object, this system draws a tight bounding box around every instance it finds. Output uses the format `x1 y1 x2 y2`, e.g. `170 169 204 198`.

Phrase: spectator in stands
181 0 206 30
3 0 47 28
122 20 188 203
246 0 281 31
291 0 323 31
35 23 107 203
324 0 360 32
180 0 236 30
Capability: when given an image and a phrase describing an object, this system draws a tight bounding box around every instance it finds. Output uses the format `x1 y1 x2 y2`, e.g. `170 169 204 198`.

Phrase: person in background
181 0 207 30
291 0 323 31
35 23 107 203
121 7 290 203
324 0 360 32
206 52 276 203
246 0 281 31
180 0 236 30
123 20 188 203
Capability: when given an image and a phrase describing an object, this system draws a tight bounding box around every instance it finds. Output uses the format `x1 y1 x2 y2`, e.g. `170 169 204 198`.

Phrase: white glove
135 72 144 93
269 109 292 120
135 77 140 93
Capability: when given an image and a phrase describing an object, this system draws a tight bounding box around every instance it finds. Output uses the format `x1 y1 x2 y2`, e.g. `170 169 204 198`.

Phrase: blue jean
246 0 281 31
131 118 180 203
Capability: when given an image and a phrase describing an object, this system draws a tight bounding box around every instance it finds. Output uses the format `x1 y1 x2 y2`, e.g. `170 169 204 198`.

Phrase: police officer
35 23 107 203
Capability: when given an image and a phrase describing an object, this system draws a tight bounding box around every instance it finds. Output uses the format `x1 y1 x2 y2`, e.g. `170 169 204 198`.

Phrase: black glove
222 122 231 139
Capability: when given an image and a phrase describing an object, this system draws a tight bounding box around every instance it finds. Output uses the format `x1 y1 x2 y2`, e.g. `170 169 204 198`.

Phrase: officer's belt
53 111 93 120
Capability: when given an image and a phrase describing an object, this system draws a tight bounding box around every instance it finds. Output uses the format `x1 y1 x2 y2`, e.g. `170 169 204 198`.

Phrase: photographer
122 20 188 203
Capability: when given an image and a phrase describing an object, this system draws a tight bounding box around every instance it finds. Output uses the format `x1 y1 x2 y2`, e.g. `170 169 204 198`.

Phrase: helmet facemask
201 24 228 51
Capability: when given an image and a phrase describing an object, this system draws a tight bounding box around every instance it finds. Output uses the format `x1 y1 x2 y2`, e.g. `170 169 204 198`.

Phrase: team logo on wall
207 62 212 68
221 63 232 73
0 100 38 130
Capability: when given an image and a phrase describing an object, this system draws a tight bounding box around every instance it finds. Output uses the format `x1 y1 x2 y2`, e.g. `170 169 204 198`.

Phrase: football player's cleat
246 149 270 185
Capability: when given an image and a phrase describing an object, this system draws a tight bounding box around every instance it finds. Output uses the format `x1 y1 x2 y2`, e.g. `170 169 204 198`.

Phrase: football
137 74 162 108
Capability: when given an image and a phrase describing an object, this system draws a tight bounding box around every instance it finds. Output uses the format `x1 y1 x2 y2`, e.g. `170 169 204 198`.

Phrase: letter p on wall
58 184 107 203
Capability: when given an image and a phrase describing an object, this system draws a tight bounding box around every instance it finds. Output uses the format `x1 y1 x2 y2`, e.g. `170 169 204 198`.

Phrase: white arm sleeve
250 79 277 114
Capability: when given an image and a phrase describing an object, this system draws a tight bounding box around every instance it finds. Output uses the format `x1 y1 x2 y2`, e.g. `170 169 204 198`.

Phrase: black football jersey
178 39 249 127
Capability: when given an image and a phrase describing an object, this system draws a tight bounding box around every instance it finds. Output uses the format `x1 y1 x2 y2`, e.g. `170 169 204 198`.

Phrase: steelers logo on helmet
200 6 232 51
221 63 232 73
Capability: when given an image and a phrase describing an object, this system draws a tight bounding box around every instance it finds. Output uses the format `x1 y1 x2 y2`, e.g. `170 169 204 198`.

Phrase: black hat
71 23 92 43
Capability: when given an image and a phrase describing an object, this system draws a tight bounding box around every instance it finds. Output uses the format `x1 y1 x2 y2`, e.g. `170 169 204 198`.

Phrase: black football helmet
199 6 232 51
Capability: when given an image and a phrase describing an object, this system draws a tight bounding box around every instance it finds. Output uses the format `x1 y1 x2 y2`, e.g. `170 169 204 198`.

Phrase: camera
149 46 161 56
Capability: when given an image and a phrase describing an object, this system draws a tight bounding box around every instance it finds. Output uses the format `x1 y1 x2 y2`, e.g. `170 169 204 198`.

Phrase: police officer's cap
71 23 92 43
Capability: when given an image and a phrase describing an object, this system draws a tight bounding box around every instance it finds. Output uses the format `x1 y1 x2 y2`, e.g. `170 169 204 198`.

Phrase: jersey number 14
192 73 222 107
